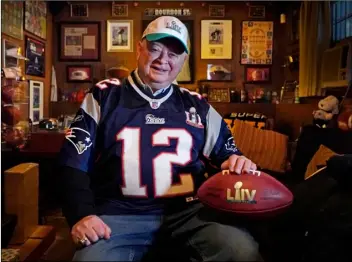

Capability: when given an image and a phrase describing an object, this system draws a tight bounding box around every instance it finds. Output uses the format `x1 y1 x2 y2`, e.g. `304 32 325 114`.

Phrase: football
197 170 293 218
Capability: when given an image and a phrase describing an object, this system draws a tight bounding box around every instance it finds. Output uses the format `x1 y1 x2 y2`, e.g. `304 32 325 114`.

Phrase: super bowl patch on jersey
185 107 204 128
65 127 93 154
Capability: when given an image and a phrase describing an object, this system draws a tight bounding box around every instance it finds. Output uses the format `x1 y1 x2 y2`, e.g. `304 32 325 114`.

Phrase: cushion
232 119 288 173
305 145 339 180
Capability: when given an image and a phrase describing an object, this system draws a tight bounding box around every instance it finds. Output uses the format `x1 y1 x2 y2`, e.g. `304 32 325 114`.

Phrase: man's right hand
71 215 111 247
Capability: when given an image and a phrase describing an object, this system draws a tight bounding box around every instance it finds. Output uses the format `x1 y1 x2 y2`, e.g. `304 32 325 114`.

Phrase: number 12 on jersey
116 127 195 198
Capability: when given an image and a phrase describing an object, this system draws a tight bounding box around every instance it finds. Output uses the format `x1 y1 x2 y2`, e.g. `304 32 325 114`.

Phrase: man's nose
157 50 169 64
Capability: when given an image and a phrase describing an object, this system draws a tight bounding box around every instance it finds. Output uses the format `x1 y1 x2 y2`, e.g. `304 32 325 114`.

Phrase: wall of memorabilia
1 0 53 149
50 1 293 115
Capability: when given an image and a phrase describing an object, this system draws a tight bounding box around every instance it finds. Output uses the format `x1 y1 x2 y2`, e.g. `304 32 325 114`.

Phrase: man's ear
136 40 143 60
182 53 189 63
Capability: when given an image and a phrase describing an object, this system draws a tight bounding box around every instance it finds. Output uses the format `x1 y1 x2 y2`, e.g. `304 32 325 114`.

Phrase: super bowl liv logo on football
222 170 261 204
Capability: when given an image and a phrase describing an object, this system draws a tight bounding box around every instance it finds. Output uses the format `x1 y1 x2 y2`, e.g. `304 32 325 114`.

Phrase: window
332 1 352 41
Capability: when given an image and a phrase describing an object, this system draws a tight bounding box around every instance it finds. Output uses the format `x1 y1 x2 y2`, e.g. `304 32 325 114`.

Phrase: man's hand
221 155 257 175
71 215 111 247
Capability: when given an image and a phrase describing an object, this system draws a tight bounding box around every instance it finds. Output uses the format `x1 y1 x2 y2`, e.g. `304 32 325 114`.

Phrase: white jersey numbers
116 128 194 198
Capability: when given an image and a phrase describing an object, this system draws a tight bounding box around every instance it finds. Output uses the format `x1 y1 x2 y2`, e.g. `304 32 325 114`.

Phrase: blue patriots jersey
58 70 241 214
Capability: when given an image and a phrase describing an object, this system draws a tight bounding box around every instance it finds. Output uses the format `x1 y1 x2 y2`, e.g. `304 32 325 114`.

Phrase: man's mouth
151 65 168 73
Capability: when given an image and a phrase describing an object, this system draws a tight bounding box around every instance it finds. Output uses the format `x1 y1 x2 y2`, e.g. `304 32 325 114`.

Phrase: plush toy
318 95 339 114
313 95 339 128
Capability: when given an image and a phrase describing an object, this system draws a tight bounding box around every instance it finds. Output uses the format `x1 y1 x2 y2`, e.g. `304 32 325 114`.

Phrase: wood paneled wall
1 12 53 118
52 1 288 102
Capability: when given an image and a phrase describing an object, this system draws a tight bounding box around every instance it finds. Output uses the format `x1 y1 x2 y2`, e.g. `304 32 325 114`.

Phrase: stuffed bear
313 95 340 128
313 109 333 128
318 95 339 115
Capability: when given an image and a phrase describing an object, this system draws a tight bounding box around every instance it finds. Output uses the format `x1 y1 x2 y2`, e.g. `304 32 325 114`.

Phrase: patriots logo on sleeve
65 127 93 154
225 137 238 153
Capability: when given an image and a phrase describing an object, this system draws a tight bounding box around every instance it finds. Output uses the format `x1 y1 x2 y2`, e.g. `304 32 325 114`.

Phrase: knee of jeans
210 224 260 261
73 241 108 261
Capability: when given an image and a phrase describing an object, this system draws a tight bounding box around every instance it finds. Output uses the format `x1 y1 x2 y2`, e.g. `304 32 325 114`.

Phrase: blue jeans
73 203 261 261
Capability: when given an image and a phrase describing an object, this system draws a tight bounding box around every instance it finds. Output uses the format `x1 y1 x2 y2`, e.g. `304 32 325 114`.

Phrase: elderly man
58 16 260 261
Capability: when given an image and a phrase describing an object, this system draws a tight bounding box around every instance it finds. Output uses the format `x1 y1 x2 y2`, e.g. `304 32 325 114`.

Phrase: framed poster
29 80 44 125
1 1 24 40
107 20 133 52
142 20 194 84
245 66 271 83
201 20 232 59
241 21 274 65
58 22 101 61
25 37 45 77
24 0 47 40
66 65 92 83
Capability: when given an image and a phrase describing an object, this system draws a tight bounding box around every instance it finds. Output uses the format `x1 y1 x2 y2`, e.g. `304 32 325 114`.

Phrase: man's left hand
221 155 257 175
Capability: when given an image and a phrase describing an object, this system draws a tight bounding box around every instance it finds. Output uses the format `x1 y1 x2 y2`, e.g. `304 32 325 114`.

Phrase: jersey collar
128 70 174 110
134 69 170 97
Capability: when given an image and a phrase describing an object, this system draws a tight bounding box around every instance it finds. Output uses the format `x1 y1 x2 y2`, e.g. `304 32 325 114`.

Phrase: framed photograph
245 66 271 83
208 87 230 102
66 65 92 83
248 6 266 18
58 21 101 61
201 20 232 59
209 5 225 17
141 20 194 84
29 80 44 125
107 20 133 52
207 64 232 81
112 3 128 17
70 3 89 17
25 37 45 77
241 21 274 65
24 0 47 39
1 1 24 40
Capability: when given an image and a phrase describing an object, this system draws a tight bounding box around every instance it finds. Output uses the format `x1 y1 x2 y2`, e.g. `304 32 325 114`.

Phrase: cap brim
146 33 188 54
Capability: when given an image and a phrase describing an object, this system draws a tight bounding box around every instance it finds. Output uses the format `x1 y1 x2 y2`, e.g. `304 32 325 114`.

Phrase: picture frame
248 6 266 19
208 87 230 102
66 65 93 83
24 0 47 40
245 66 271 83
201 20 232 59
107 20 133 52
1 1 24 40
70 3 89 17
209 5 225 17
25 37 45 77
58 21 101 61
29 80 44 125
240 21 274 65
112 3 128 17
141 19 194 84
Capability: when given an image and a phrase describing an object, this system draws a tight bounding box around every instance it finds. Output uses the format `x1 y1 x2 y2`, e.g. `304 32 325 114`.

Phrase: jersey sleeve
58 80 115 173
202 105 242 168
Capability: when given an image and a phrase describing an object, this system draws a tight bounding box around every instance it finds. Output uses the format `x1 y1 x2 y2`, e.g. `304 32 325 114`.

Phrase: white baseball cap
142 16 189 54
